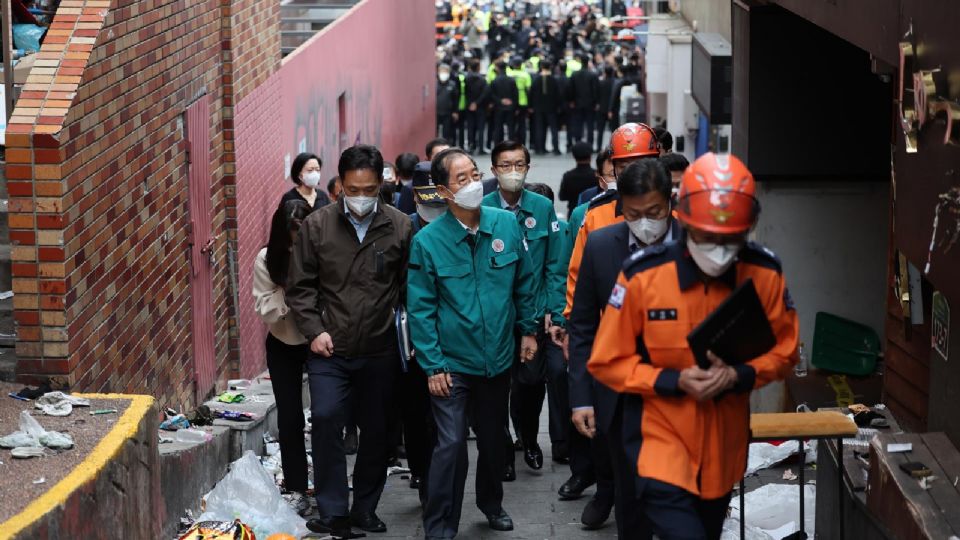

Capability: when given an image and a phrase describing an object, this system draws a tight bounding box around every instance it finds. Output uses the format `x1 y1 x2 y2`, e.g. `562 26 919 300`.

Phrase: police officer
567 54 599 150
565 158 678 536
409 161 449 234
464 58 490 155
588 153 799 540
408 148 540 538
437 63 461 142
480 141 566 477
490 61 519 144
506 56 532 146
529 59 563 156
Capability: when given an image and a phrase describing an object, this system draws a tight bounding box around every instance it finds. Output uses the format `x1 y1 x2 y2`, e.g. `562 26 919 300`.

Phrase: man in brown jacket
287 144 413 537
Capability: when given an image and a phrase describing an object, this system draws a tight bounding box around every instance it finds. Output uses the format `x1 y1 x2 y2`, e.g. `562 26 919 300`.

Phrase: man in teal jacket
480 140 566 477
408 147 539 539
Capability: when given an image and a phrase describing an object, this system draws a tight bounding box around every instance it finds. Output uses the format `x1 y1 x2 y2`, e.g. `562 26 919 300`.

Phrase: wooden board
750 411 858 440
867 433 960 539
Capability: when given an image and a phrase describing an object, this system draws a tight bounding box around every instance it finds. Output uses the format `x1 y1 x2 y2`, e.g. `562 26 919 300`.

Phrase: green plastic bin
811 311 881 376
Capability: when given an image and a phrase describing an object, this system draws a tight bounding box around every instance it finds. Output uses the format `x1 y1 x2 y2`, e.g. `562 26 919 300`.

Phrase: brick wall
234 73 283 378
8 0 232 408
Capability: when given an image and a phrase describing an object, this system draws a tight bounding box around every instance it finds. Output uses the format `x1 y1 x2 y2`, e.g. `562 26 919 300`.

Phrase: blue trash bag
13 23 46 52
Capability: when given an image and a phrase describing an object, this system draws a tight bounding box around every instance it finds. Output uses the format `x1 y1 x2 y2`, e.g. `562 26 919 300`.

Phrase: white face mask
345 195 377 217
439 72 451 83
450 180 484 210
302 171 321 188
498 171 525 193
627 217 668 245
605 180 617 191
686 237 742 277
416 203 447 223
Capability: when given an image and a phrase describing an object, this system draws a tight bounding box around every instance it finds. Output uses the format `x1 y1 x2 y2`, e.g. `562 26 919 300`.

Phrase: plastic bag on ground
12 24 46 52
38 391 90 407
20 410 46 438
728 483 816 538
11 447 45 459
720 516 774 540
196 451 308 538
745 440 817 476
39 431 74 449
0 432 38 448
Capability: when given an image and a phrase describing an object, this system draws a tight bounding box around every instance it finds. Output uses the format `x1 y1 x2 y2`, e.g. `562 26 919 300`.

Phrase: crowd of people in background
434 0 648 157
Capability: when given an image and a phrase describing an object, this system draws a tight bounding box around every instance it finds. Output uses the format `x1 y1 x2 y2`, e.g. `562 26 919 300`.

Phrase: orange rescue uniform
564 190 623 317
587 241 798 499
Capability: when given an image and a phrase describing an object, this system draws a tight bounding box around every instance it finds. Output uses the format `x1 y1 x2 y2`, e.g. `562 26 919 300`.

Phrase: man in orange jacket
587 153 799 540
563 122 661 318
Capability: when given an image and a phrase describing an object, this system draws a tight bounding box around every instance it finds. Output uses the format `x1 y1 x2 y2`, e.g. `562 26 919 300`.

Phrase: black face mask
380 182 397 204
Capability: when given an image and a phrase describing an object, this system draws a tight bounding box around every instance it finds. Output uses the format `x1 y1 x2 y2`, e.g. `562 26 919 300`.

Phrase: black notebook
686 278 777 369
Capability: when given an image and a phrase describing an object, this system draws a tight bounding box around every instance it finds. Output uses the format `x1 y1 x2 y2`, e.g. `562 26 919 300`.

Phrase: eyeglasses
495 162 528 172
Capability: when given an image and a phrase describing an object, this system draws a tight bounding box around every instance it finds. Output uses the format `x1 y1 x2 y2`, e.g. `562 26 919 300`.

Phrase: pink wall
235 0 436 376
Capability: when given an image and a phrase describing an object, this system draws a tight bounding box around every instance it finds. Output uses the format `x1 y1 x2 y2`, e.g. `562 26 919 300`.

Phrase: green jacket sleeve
407 237 446 375
545 207 567 327
512 222 540 336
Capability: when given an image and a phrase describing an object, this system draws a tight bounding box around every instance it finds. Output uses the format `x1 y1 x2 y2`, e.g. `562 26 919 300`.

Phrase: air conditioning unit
691 32 731 125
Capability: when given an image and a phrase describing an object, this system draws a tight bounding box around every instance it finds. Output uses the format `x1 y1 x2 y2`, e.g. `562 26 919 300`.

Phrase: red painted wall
235 0 436 377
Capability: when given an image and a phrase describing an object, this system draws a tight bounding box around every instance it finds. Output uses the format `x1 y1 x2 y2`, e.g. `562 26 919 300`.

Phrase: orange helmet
676 152 759 234
610 123 660 161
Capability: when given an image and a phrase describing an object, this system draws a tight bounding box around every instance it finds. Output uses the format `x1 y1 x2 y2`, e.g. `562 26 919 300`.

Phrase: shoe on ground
523 443 544 470
284 491 311 517
581 497 613 529
503 462 517 482
558 474 596 500
307 516 352 535
350 511 387 533
486 509 514 531
344 429 359 455
386 455 402 468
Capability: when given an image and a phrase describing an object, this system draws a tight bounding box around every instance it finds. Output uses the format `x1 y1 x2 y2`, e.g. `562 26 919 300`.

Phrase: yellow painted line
0 393 154 539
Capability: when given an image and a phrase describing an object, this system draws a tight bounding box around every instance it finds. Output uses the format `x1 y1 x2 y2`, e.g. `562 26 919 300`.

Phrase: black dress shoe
344 429 359 455
409 475 422 489
558 474 596 500
486 509 514 531
552 149 562 155
350 511 386 533
307 516 354 536
552 443 570 464
581 497 613 529
503 463 517 482
523 443 543 470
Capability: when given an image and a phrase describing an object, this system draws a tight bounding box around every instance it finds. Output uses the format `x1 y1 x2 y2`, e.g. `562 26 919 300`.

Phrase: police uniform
408 207 539 539
588 240 799 540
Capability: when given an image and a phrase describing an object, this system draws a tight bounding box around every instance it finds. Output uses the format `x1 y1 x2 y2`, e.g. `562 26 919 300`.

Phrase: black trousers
506 336 569 465
640 479 731 540
423 371 510 539
454 111 467 148
465 109 486 152
265 333 309 493
596 111 612 150
605 399 651 540
398 357 434 479
569 107 596 147
492 108 516 143
513 107 529 145
437 114 455 141
532 110 560 153
307 350 399 517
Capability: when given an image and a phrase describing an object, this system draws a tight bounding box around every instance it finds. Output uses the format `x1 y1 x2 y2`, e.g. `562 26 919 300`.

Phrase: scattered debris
745 441 817 476
727 483 816 539
216 392 246 404
177 520 255 540
8 393 30 402
11 447 45 459
159 435 175 444
195 451 308 537
227 379 252 391
187 405 215 427
887 443 913 453
90 409 118 416
160 414 191 431
215 410 256 422
0 291 14 300
782 469 798 481
32 477 45 485
175 429 211 444
35 392 91 417
919 476 937 490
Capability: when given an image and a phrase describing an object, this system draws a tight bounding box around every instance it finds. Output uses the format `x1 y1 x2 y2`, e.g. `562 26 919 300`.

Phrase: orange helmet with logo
609 123 660 161
676 152 759 234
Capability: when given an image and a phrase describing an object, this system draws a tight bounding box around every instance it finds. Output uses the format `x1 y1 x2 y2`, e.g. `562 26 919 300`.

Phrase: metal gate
186 95 217 401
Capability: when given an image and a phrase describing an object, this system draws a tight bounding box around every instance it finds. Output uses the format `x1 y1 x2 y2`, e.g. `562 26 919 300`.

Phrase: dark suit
568 69 599 147
490 73 519 143
567 219 677 540
595 77 616 150
577 186 601 206
464 72 489 153
529 73 562 154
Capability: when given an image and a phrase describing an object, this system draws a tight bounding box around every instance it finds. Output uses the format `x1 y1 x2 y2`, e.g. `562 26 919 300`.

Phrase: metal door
186 95 217 401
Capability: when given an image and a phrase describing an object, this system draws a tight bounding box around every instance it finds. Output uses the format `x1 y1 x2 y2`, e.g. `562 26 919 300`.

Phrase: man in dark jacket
287 145 413 537
595 66 617 152
490 61 519 144
464 58 489 155
529 59 563 156
567 54 599 149
436 63 460 142
558 142 596 216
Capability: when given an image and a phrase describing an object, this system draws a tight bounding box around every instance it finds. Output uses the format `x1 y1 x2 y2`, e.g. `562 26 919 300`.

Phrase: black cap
412 161 446 207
